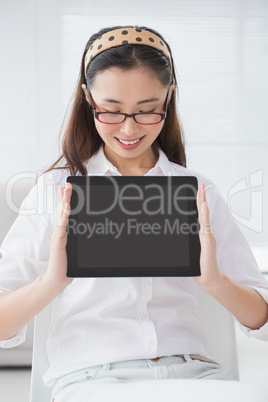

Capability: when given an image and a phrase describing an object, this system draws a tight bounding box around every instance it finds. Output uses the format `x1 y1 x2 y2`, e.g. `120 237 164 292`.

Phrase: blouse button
139 312 147 318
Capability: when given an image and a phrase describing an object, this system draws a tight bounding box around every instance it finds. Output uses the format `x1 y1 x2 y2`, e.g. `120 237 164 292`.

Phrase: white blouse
0 144 268 388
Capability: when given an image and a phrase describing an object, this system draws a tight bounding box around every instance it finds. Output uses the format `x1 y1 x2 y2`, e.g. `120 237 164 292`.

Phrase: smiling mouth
116 136 145 145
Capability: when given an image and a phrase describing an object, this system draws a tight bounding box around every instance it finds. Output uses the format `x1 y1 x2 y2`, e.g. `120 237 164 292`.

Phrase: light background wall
0 0 268 390
1 0 267 271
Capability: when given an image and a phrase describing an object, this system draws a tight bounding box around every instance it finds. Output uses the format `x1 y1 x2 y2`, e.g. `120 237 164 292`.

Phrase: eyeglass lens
97 113 163 124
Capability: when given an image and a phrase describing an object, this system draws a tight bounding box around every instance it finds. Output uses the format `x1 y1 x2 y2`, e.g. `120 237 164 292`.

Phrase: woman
0 25 268 401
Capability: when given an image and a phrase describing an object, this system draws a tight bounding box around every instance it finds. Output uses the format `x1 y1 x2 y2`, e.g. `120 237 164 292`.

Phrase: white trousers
51 354 236 402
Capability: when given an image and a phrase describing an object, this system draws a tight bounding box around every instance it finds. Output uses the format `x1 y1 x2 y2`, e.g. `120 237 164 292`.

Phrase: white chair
29 303 52 401
30 286 241 402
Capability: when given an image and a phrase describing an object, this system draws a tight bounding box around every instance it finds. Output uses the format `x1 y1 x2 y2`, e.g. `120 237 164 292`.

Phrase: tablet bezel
66 175 201 277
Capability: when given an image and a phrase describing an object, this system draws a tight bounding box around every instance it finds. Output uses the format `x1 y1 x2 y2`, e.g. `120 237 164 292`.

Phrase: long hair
41 25 186 178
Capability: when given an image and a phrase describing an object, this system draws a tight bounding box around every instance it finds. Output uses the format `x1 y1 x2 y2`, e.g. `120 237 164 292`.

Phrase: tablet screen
66 175 200 277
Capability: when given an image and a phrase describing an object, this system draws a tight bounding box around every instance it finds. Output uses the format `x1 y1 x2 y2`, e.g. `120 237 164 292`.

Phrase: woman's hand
194 182 223 290
43 182 73 293
194 183 268 329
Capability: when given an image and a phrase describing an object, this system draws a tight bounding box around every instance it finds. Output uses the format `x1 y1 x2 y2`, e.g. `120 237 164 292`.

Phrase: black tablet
66 175 201 277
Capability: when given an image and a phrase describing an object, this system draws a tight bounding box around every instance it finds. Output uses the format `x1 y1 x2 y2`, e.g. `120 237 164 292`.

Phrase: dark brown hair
41 25 186 178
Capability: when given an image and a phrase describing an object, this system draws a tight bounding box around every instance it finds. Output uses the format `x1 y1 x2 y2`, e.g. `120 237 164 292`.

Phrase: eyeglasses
87 88 170 125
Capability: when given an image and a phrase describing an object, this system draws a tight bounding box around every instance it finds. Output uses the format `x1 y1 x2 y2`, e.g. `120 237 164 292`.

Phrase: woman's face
83 67 173 166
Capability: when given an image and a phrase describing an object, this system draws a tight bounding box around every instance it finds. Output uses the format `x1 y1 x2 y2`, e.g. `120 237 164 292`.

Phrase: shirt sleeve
205 181 268 340
0 171 64 348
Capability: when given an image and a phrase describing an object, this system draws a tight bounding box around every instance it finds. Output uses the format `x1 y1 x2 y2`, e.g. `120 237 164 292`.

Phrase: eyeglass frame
87 87 171 125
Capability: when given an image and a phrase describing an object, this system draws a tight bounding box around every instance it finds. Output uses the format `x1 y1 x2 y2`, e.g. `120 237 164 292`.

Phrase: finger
197 182 205 213
60 184 72 217
63 183 72 204
56 187 64 224
198 202 205 228
58 186 63 200
61 201 71 229
60 183 72 207
201 185 211 226
200 200 213 237
57 199 70 228
58 185 66 211
201 182 206 204
57 183 72 227
197 183 212 235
